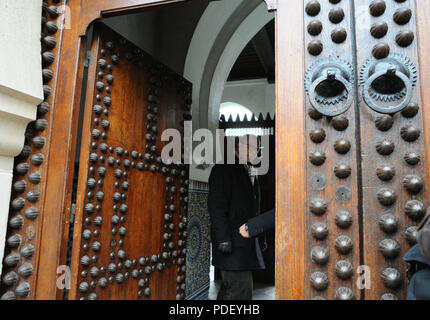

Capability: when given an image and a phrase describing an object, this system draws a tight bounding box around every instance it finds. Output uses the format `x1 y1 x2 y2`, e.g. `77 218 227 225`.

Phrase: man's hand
239 224 250 238
217 241 232 253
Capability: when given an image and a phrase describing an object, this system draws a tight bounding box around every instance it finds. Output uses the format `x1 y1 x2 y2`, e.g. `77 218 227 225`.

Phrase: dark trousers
217 270 253 300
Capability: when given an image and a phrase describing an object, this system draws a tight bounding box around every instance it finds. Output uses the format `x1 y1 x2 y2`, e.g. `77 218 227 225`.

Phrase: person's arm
240 208 275 238
208 165 233 252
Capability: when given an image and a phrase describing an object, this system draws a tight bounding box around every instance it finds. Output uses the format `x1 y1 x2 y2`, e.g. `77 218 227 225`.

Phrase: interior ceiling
228 19 275 83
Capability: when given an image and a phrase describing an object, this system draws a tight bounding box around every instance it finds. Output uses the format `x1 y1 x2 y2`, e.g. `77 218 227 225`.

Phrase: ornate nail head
369 0 386 17
9 215 24 229
404 200 425 221
15 281 31 298
401 125 421 142
22 243 36 258
38 101 50 115
31 153 44 166
308 108 323 120
80 255 91 267
334 235 353 254
404 152 420 166
380 267 402 289
405 226 418 245
42 52 55 67
309 198 328 216
310 128 326 143
4 252 20 267
13 180 27 193
11 197 25 212
335 210 352 229
377 188 396 206
335 287 354 300
309 151 326 166
329 8 345 24
376 165 395 181
16 162 30 176
396 30 414 47
378 213 399 234
308 40 323 56
331 116 349 131
376 139 395 156
331 27 347 43
372 43 390 59
334 163 351 179
380 293 398 300
311 246 330 265
334 139 351 154
334 260 353 280
7 234 22 248
17 263 34 278
32 136 46 149
2 271 19 286
393 7 412 25
305 1 321 17
307 20 323 36
403 175 424 195
375 115 393 131
378 239 400 259
310 271 329 291
370 21 388 39
401 103 419 118
19 145 32 159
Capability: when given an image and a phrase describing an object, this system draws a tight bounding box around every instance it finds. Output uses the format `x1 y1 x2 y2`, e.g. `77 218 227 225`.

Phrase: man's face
239 137 260 163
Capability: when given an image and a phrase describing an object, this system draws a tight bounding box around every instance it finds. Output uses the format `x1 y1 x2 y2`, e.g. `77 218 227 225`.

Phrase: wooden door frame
273 0 305 300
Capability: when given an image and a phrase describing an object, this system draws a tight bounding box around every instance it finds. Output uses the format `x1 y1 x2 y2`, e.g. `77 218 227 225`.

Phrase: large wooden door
68 24 191 300
276 0 429 300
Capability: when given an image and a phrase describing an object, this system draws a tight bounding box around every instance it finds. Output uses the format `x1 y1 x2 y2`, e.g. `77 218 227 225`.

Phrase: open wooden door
68 23 191 300
276 0 429 300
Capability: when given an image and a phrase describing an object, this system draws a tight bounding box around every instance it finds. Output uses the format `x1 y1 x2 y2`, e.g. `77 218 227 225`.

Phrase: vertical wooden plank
68 28 101 301
34 0 85 300
354 0 428 300
303 0 361 300
416 0 430 203
275 0 306 300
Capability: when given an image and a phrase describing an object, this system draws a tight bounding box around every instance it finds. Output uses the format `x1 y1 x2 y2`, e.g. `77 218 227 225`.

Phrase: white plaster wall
221 79 275 118
0 0 44 276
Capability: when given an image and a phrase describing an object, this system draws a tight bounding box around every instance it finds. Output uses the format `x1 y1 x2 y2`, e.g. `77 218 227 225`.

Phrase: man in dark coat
207 135 275 300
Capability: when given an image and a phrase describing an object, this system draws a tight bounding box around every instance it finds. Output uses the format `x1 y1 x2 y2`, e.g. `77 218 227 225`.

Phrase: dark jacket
208 163 265 270
404 244 430 300
247 208 275 238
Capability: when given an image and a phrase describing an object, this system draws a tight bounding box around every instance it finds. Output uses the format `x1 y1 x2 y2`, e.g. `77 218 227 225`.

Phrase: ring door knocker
360 53 417 114
305 59 355 117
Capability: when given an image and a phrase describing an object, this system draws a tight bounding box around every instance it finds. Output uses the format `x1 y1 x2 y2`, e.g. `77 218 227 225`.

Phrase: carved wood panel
69 24 190 300
301 0 428 300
